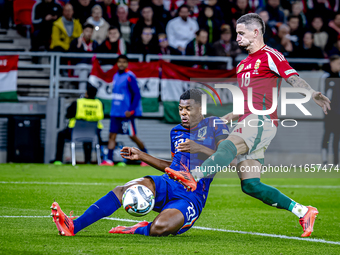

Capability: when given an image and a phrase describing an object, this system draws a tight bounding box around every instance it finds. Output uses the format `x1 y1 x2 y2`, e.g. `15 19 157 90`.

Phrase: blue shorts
109 117 137 135
147 174 203 235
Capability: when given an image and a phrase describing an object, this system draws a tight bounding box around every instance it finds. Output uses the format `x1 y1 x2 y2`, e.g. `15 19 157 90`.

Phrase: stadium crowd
1 0 340 69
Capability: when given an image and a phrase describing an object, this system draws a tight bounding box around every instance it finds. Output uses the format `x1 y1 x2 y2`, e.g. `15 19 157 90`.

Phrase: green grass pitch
1 164 340 254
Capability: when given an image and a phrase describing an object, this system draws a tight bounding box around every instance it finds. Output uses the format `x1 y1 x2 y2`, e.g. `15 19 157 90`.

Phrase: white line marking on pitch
1 215 339 245
1 181 340 189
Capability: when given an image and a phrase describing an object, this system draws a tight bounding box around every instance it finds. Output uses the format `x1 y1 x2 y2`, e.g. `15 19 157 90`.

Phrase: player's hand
312 91 331 115
221 112 239 122
176 139 202 154
120 147 141 160
125 111 131 118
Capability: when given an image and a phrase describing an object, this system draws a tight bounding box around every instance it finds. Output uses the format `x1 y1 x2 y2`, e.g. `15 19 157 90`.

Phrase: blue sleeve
170 130 175 156
128 74 141 112
213 117 229 143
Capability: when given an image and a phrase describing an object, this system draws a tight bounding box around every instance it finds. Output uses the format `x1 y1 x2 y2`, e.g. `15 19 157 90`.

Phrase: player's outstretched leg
51 178 155 236
109 208 184 236
238 160 319 237
166 137 240 191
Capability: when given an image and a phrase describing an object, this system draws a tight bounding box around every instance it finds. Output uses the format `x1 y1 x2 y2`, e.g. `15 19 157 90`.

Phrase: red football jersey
236 45 299 126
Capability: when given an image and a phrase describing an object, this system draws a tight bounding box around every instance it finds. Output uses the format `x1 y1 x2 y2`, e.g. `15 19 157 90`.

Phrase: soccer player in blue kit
50 89 229 236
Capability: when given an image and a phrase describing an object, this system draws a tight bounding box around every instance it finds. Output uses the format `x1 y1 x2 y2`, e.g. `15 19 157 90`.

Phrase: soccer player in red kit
165 13 331 237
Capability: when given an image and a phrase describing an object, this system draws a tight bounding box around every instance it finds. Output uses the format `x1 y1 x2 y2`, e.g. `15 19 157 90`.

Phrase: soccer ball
122 185 155 217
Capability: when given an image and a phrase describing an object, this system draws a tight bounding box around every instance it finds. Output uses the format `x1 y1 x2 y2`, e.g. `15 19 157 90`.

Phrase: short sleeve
265 49 299 79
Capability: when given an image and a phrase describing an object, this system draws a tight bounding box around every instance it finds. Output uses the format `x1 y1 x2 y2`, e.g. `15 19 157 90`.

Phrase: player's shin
73 191 121 234
192 140 237 181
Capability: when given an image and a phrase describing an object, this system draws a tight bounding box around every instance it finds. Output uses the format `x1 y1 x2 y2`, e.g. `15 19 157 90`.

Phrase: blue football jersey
164 116 229 207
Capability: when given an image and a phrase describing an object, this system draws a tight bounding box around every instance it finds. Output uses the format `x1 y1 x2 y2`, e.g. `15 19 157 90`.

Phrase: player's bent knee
112 185 126 201
150 219 179 236
241 178 261 195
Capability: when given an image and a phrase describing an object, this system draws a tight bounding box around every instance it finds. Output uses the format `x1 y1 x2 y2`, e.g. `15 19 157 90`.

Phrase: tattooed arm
286 75 331 114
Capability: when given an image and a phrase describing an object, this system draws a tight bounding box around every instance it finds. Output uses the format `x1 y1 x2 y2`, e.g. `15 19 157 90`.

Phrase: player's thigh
237 159 261 180
112 177 155 203
149 208 184 236
227 135 249 155
160 199 200 235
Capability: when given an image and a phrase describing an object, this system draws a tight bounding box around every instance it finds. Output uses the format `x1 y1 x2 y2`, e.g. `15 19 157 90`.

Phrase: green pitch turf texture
1 164 340 254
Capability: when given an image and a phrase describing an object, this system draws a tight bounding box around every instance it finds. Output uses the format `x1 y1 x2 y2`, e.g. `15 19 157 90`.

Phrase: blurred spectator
98 0 118 25
311 16 329 53
267 24 293 56
212 24 241 69
157 33 182 56
163 0 185 16
321 54 340 166
291 1 307 28
115 5 134 44
69 23 98 58
327 35 340 56
151 0 171 27
31 0 62 52
202 0 224 24
69 23 98 90
96 26 127 54
290 31 324 70
217 0 234 25
128 0 140 24
133 27 159 59
287 15 304 48
306 0 334 24
166 4 199 53
258 10 276 44
86 5 110 44
132 6 164 44
257 0 285 28
326 13 340 52
231 0 251 26
185 28 212 56
198 5 223 43
187 0 200 20
50 3 82 51
70 0 95 25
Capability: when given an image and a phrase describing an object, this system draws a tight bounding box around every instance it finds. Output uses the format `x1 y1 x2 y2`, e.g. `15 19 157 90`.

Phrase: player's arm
286 75 331 114
176 139 216 156
120 147 171 172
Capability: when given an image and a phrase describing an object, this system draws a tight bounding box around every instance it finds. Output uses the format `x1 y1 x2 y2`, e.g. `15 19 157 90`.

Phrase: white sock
292 203 308 218
191 169 204 182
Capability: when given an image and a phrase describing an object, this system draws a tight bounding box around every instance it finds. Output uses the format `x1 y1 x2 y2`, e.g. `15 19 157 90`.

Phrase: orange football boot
299 206 319 237
50 202 75 236
165 167 197 191
109 221 149 234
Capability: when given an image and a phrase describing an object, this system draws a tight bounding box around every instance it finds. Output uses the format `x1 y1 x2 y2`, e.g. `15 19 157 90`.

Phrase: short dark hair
180 89 203 104
83 23 94 30
177 4 190 13
237 13 265 35
86 83 98 99
117 54 129 62
330 54 340 62
108 25 119 32
287 15 299 22
196 28 208 36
